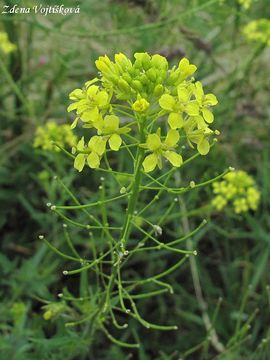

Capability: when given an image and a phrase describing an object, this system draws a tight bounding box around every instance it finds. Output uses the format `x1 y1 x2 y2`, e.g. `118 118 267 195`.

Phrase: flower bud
151 54 168 70
153 84 164 97
131 79 143 92
146 68 157 82
122 72 132 84
118 79 131 93
167 70 180 85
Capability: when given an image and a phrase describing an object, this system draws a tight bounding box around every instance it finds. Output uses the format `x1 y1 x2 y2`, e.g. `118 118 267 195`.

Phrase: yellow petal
87 152 100 169
168 112 184 129
104 115 119 132
159 94 176 111
77 137 85 151
204 93 218 106
67 102 79 112
86 85 99 97
80 107 99 123
163 151 183 167
202 108 214 123
69 89 84 101
185 102 200 116
88 136 106 155
146 133 162 151
165 129 180 147
177 86 190 103
70 117 79 129
143 153 158 173
109 134 122 151
197 138 210 155
74 154 85 172
179 58 197 77
96 91 109 107
193 81 204 100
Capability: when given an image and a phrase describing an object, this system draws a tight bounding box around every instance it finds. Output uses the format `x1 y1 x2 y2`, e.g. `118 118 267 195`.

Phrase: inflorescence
212 170 260 214
67 53 219 172
34 120 78 152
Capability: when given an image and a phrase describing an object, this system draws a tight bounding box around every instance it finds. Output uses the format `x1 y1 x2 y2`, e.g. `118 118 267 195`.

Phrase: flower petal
104 115 119 132
77 137 85 151
74 154 86 172
67 102 79 112
87 152 100 169
70 117 79 129
165 129 180 147
146 133 162 151
143 153 158 173
163 151 183 167
179 58 197 77
95 91 109 107
202 108 214 123
177 86 190 103
109 133 122 151
88 136 106 155
185 102 200 116
86 85 99 97
80 107 99 123
69 88 85 100
204 93 218 106
193 81 204 101
159 94 176 111
197 138 210 155
168 112 184 129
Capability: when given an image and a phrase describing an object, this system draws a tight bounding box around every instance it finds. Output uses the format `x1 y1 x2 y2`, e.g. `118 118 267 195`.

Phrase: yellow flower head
141 129 182 172
0 32 16 54
34 121 77 152
67 81 110 129
212 170 260 213
132 98 150 112
238 0 252 9
243 19 270 46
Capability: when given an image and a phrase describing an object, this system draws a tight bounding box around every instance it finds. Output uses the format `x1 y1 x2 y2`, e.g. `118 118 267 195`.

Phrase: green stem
119 121 146 250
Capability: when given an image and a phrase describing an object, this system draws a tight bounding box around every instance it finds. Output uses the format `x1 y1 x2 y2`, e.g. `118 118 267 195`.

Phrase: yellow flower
212 195 227 210
34 121 77 152
167 58 197 86
141 129 182 172
67 83 110 129
233 198 248 214
184 117 213 155
0 32 16 54
96 115 131 151
238 0 252 9
132 98 150 112
73 136 106 172
212 170 260 213
243 19 270 46
192 81 218 124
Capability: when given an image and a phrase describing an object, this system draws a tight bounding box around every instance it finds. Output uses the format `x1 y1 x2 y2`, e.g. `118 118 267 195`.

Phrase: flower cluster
238 0 252 9
0 31 16 54
212 170 260 214
67 53 219 172
34 120 77 152
243 19 270 46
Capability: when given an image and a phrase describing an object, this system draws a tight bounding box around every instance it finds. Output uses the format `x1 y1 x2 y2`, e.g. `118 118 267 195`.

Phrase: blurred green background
1 0 270 359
